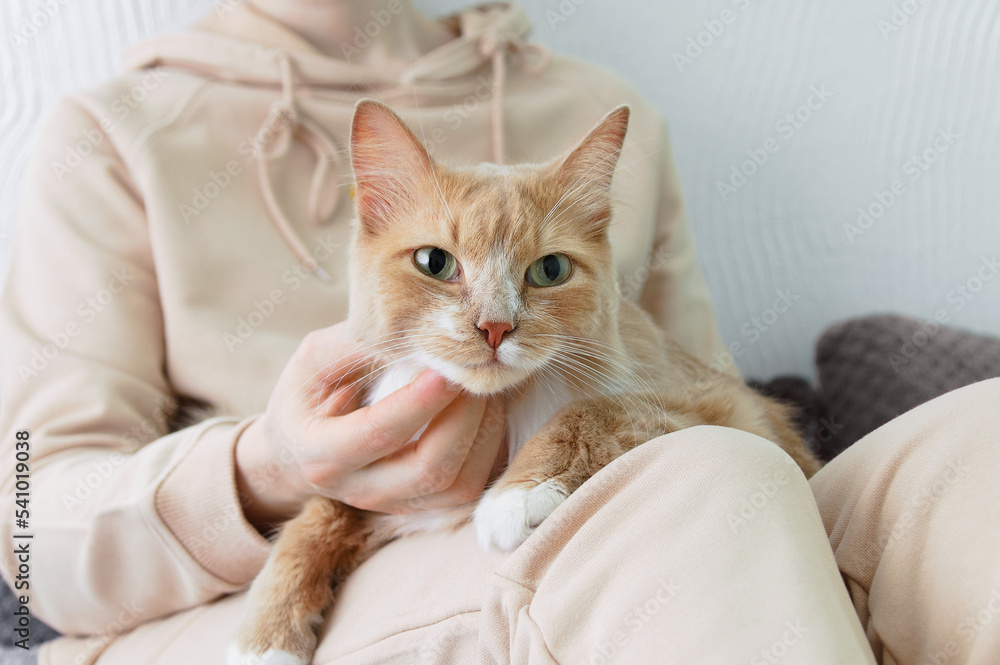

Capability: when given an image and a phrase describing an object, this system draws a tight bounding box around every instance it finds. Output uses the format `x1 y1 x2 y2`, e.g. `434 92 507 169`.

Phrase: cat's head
347 99 630 395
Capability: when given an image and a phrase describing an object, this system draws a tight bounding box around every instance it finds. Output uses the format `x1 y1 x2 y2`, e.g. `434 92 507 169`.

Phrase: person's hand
235 322 506 529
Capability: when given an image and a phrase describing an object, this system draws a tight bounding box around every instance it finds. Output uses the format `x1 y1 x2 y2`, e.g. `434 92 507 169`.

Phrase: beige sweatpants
42 378 1000 665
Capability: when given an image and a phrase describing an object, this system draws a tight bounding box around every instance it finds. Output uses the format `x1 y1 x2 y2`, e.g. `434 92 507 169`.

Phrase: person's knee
624 425 813 512
643 424 803 473
586 426 814 534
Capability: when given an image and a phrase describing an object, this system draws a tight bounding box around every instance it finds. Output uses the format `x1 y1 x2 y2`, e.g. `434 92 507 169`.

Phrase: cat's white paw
474 479 568 552
226 644 308 665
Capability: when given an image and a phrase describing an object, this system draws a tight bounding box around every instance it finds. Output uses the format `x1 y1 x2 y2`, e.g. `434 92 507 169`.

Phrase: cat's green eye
413 246 459 281
526 253 572 287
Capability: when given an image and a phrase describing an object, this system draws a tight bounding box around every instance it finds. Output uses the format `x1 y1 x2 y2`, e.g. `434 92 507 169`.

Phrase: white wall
2 0 998 379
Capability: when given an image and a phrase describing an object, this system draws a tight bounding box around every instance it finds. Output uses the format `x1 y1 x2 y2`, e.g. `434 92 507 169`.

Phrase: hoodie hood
124 2 538 93
122 2 548 280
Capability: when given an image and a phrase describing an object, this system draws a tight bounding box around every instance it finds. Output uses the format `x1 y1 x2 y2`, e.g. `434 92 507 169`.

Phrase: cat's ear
551 105 630 231
350 99 434 234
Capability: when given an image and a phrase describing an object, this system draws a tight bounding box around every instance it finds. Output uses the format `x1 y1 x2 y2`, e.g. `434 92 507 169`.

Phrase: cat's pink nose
479 321 513 350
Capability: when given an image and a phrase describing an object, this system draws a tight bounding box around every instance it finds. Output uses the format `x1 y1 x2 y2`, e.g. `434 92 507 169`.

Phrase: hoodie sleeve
0 98 271 636
638 122 735 374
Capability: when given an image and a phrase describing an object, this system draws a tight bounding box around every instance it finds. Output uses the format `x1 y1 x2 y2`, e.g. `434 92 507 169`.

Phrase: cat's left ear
550 105 630 230
350 99 435 234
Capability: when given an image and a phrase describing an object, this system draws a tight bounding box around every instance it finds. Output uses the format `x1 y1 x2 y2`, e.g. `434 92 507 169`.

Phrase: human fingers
381 395 506 513
331 369 462 469
346 391 487 510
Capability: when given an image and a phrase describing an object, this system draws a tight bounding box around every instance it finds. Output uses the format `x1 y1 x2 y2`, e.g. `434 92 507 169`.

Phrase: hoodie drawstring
477 31 550 165
255 50 338 282
255 36 550 278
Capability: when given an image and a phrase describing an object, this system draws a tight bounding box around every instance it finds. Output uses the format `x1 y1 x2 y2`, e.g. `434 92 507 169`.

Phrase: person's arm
0 98 273 635
638 122 735 374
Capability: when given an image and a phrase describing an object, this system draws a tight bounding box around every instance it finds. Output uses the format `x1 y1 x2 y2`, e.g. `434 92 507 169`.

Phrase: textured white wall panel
2 0 998 379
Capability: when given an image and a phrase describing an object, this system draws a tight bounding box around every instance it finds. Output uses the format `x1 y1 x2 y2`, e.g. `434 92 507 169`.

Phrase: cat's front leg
228 497 374 665
473 396 671 552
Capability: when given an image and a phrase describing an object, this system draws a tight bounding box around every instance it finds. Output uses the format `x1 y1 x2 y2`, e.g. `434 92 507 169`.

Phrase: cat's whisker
540 334 666 401
541 140 663 235
278 331 446 429
542 336 678 433
302 348 431 423
407 88 461 235
328 351 430 418
553 341 655 393
549 353 674 437
543 355 644 444
544 154 666 234
283 331 435 413
537 137 658 231
553 342 675 433
287 327 437 394
537 153 619 228
312 332 444 398
309 326 474 416
545 359 651 451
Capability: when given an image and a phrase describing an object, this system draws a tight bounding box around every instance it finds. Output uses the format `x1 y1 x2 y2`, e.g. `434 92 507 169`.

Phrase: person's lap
61 378 1000 665
82 525 495 664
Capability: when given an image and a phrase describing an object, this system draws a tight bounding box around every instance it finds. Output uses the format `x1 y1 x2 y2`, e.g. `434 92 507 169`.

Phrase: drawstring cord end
312 264 332 283
256 50 343 284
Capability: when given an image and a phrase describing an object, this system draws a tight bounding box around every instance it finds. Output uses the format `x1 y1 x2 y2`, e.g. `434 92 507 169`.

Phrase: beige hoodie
0 3 727 661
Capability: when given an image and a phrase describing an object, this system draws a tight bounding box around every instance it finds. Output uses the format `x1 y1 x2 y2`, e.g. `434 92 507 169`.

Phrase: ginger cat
229 100 821 664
